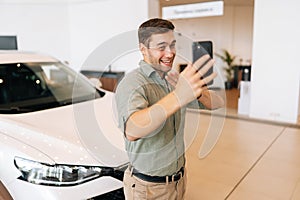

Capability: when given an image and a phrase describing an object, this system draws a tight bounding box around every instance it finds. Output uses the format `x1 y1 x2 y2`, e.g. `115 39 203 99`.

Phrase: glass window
0 62 104 114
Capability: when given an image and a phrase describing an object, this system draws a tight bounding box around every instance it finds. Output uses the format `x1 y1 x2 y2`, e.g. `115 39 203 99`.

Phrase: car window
0 62 104 114
0 63 47 105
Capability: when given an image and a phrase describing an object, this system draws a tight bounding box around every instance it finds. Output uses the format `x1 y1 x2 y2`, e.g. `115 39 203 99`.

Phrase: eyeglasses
148 42 176 52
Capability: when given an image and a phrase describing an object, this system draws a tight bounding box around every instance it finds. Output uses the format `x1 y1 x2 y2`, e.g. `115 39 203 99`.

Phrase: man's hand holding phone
172 54 217 107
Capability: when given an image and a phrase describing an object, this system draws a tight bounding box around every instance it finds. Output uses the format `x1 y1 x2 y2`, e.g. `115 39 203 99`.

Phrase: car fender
0 130 54 186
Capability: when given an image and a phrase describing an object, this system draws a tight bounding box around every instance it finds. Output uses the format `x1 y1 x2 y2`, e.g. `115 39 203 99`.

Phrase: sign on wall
162 1 224 19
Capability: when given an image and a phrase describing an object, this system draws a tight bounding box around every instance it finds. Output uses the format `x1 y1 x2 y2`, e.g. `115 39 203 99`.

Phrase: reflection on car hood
0 91 128 167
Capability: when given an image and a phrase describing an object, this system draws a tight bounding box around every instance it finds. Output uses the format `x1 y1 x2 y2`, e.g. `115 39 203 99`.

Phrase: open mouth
160 59 173 67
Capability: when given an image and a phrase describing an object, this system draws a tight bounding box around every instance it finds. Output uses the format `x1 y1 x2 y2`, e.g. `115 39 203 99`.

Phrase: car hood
0 92 128 167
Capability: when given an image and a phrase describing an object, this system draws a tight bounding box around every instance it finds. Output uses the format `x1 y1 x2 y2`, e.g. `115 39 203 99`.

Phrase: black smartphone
192 41 214 85
179 41 214 85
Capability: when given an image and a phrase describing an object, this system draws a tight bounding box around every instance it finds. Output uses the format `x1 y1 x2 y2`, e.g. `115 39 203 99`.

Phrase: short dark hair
138 18 175 47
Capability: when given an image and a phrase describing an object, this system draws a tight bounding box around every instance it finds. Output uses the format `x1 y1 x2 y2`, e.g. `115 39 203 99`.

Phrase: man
115 18 224 200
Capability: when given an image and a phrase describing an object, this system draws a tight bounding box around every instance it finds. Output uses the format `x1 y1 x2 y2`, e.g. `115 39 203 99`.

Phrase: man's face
141 30 176 76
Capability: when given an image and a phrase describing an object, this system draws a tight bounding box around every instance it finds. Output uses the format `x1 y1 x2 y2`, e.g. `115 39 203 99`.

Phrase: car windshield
0 62 104 114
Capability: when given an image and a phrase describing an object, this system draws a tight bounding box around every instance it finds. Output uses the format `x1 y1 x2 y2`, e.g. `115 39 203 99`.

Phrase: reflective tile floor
185 110 300 200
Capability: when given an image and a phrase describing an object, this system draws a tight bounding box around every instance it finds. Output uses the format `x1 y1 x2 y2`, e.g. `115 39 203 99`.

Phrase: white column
249 0 300 123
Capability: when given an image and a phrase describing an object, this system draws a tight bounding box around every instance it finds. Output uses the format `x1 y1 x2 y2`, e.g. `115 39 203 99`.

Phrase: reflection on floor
184 110 300 199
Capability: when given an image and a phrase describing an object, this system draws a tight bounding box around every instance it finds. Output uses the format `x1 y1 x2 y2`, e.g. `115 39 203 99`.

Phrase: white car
0 51 128 200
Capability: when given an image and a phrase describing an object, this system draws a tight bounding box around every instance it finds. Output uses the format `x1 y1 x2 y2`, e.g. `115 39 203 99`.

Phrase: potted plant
215 49 236 89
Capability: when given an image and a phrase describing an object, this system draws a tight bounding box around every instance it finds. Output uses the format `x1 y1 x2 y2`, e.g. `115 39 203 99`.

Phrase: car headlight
14 157 114 186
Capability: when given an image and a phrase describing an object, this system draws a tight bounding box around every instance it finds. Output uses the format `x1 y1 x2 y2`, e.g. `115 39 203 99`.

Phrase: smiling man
115 18 223 200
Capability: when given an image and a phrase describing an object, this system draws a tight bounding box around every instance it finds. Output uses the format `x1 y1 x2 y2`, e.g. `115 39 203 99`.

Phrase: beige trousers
123 168 187 200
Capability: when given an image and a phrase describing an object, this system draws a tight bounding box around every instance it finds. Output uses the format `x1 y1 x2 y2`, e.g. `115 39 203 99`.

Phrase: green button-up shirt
115 60 201 176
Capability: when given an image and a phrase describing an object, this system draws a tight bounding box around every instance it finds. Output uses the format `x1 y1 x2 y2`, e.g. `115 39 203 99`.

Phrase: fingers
193 54 211 72
200 72 217 86
197 58 214 78
174 54 217 104
181 54 213 78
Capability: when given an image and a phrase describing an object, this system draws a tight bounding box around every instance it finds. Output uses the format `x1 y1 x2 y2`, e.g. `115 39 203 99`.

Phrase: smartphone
192 41 214 85
179 41 214 85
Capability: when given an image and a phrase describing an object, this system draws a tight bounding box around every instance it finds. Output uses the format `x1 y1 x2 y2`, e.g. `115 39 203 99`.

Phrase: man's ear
139 43 147 55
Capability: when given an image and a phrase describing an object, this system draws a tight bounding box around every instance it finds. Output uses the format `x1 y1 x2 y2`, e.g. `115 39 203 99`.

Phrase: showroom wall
68 0 148 71
0 0 148 71
0 3 70 63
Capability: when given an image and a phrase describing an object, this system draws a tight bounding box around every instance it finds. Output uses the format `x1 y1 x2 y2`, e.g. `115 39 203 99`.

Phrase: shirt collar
139 60 166 79
139 60 155 77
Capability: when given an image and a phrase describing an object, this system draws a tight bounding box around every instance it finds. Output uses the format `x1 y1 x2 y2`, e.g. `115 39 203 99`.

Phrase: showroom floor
184 109 300 199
